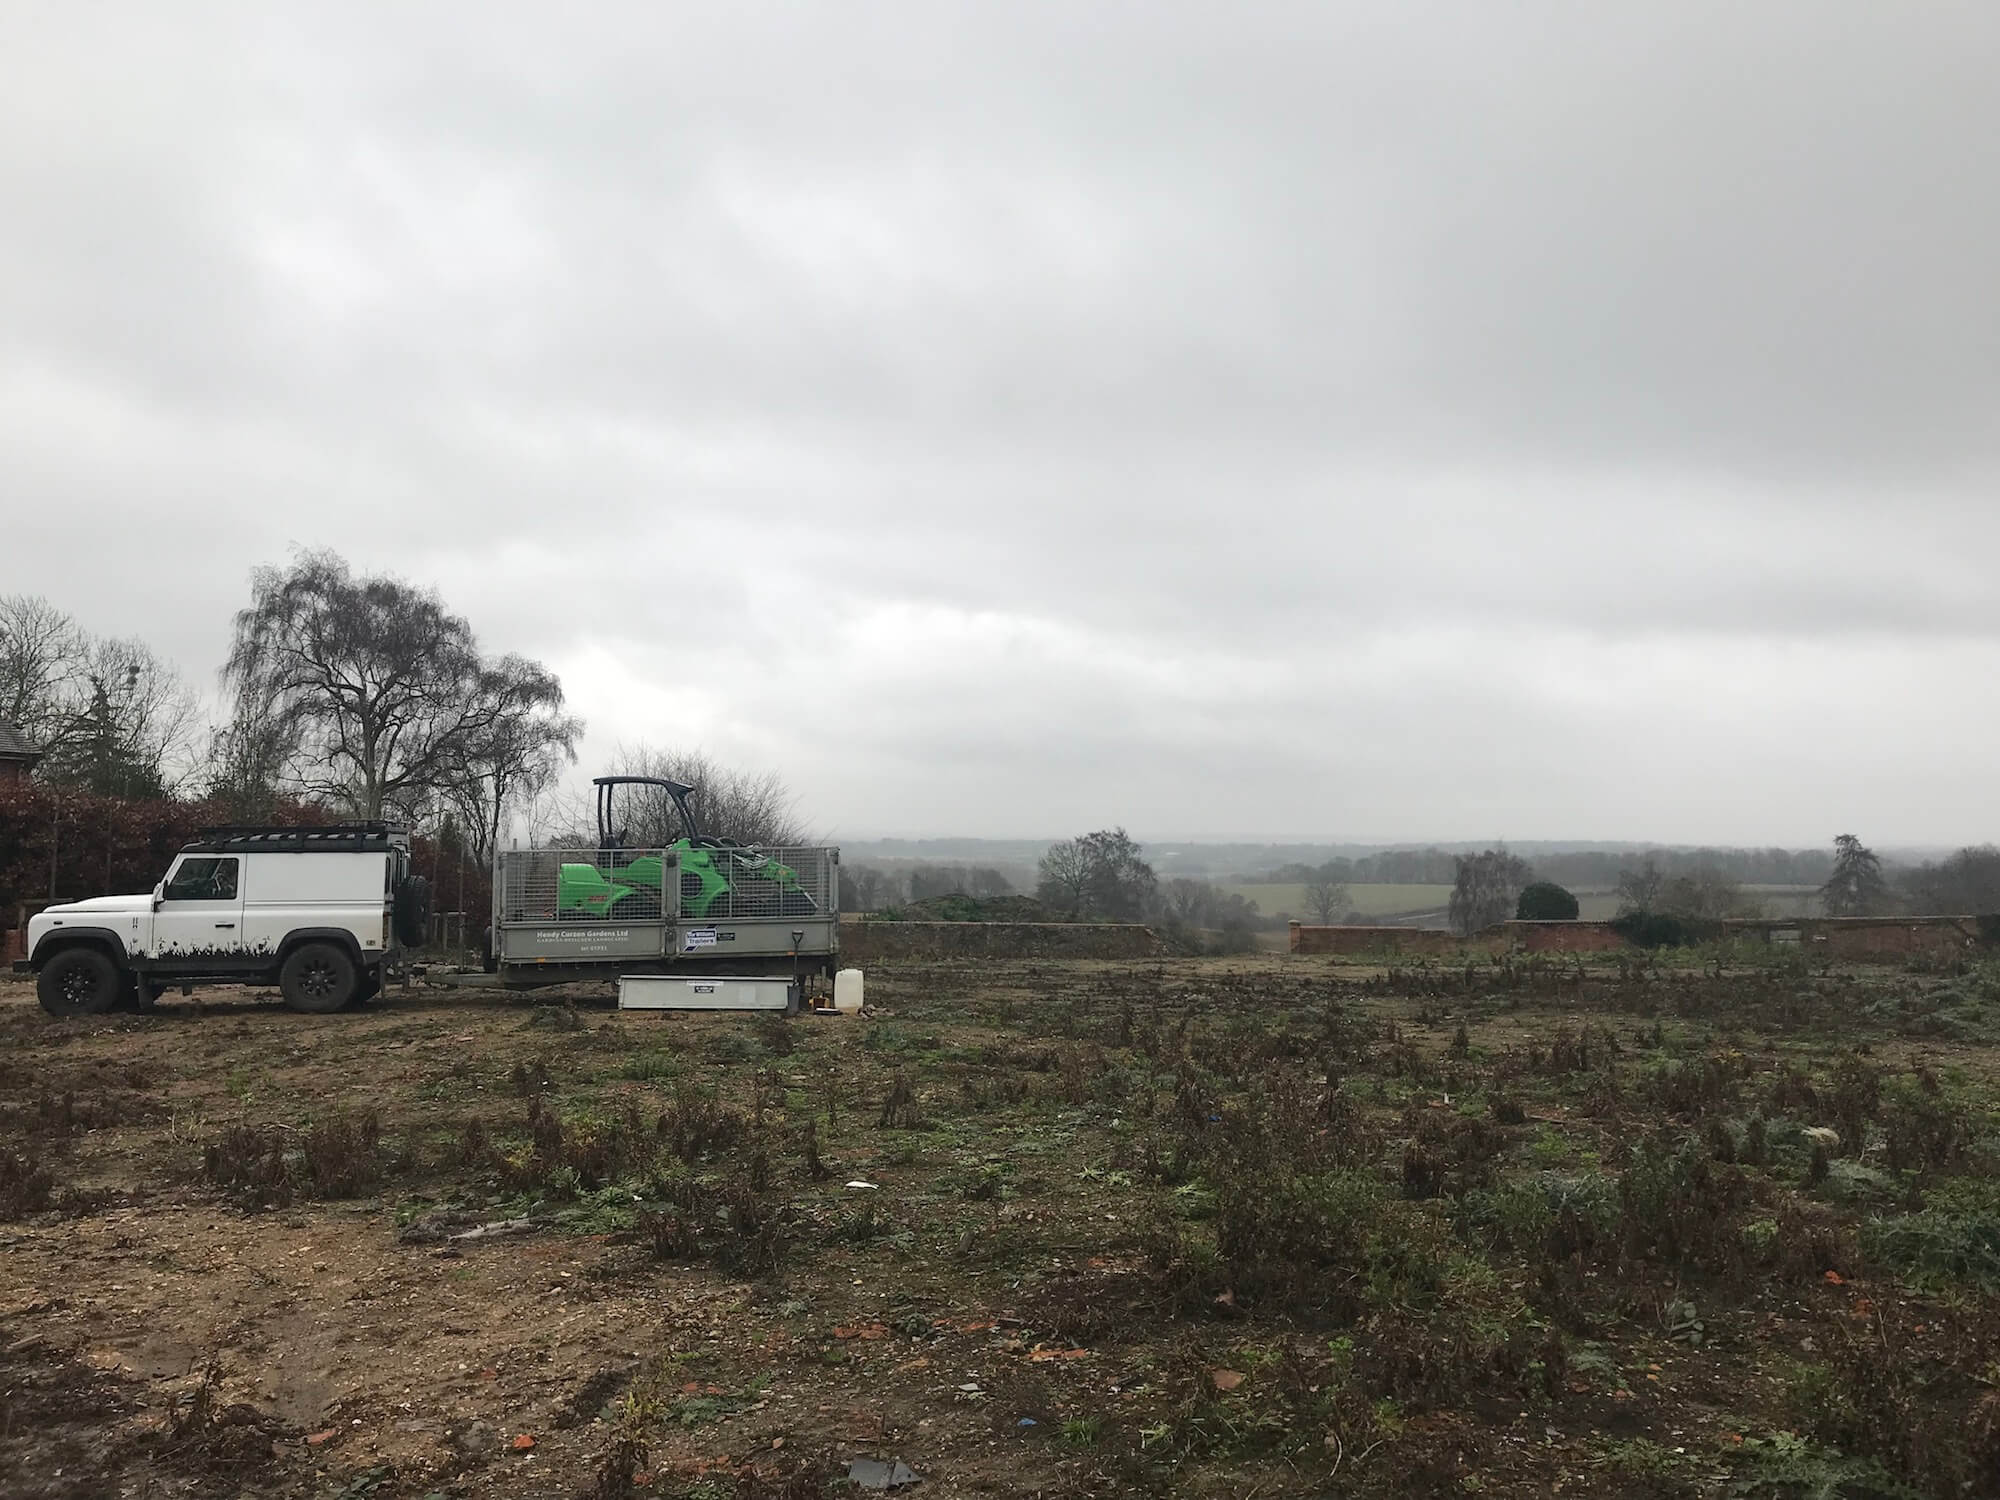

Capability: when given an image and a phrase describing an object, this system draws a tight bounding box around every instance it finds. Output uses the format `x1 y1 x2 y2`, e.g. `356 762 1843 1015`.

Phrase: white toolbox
617 974 799 1012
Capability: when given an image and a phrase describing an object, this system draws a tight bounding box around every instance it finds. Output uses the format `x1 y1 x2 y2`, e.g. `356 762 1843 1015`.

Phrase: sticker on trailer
683 928 718 951
533 928 636 944
690 982 717 994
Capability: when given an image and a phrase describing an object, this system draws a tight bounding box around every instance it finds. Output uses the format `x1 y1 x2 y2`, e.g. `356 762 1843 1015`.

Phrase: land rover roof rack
183 823 410 855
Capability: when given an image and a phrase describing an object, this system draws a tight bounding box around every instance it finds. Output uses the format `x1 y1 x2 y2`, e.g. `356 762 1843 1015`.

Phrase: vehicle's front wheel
37 948 124 1018
280 942 357 1014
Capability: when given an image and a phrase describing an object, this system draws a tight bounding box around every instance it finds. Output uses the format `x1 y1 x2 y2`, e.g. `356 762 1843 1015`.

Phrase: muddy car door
149 854 246 962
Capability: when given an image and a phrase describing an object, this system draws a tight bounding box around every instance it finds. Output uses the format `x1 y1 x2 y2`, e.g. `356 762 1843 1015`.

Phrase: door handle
215 922 236 929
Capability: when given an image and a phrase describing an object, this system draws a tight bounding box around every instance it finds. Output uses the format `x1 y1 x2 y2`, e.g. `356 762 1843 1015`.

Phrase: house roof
0 721 43 763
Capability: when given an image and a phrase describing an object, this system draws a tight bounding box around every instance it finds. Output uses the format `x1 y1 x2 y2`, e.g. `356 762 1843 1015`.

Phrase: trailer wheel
37 947 123 1018
281 942 357 1014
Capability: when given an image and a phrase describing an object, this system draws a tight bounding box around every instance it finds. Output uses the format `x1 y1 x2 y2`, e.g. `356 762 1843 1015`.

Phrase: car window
164 857 239 901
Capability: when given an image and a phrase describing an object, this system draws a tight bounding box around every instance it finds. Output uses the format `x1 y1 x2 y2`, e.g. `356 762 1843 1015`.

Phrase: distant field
1234 882 1825 924
1224 882 1452 919
1742 885 1825 918
1576 887 1823 921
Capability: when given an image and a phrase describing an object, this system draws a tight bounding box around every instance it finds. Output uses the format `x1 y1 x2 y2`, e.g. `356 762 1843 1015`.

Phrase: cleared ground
5 952 2000 1498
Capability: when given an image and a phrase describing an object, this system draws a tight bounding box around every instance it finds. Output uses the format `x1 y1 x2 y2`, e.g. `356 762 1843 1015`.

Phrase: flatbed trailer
489 842 840 989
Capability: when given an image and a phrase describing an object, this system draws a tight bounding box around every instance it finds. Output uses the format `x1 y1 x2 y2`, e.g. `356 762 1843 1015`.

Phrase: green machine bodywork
556 777 813 921
557 844 809 919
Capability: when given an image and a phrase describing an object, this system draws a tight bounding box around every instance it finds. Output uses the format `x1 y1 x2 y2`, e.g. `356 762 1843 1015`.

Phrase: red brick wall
1503 920 1631 953
1289 923 1473 957
1721 917 1980 959
1292 916 1988 962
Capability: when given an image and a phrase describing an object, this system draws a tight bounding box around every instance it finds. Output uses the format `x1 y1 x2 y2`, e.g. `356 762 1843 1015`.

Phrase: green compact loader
558 776 816 921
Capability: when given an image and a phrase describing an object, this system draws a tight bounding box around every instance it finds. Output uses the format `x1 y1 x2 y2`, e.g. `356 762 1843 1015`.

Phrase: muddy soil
3 954 1997 1498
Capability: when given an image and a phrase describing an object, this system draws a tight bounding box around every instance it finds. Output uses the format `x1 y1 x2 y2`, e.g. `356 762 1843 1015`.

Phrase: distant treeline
1257 846 1836 890
839 853 1287 945
841 862 1025 913
843 842 2000 925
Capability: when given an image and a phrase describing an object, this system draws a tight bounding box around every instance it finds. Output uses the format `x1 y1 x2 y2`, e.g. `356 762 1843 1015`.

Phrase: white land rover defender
16 824 430 1018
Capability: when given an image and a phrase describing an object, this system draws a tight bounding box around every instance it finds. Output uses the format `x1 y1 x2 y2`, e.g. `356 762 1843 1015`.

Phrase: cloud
3 2 1997 843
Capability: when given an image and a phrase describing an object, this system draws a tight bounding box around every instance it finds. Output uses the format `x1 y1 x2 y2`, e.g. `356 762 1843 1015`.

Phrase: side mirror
152 884 165 912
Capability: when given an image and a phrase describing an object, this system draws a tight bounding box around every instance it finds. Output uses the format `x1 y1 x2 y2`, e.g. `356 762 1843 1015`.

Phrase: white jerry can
833 968 865 1013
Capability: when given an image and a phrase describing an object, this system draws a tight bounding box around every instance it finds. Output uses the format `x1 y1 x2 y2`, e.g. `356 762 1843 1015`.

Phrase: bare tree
1659 865 1760 920
223 551 570 823
1037 829 1155 920
1448 848 1531 935
1614 859 1665 915
441 657 583 868
1 598 197 794
1304 871 1349 924
600 746 808 847
1164 876 1212 928
840 864 900 913
205 674 297 821
40 637 200 797
1901 846 2000 915
0 594 85 749
1036 838 1094 917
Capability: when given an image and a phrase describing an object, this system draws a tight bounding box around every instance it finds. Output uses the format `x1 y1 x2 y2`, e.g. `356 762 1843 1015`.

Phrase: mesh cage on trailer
496 848 670 925
494 846 835 926
673 847 833 923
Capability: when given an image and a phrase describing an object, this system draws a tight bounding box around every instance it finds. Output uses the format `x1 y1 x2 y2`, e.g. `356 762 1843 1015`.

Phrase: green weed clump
495 1095 659 1199
1880 1074 1969 1174
1861 1210 2000 1292
1200 1167 1460 1315
1470 1173 1618 1262
1642 1053 1737 1119
1727 1433 1923 1500
1616 1133 1747 1272
1784 1310 2000 1497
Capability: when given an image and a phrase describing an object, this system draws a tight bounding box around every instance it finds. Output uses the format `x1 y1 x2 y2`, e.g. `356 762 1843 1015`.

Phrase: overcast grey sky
3 3 1997 844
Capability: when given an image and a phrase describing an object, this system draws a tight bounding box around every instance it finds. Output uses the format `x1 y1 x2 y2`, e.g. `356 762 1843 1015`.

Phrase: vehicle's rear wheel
280 942 357 1014
393 875 431 949
37 948 124 1018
